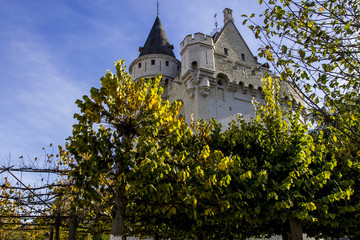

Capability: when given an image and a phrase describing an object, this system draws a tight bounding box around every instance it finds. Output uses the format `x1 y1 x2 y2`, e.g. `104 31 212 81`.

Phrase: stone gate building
129 8 302 126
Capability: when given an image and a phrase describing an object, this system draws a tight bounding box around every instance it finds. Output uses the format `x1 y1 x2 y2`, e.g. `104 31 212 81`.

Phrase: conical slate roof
139 16 175 57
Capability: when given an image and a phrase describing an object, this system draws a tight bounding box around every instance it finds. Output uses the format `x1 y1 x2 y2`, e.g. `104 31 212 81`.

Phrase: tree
243 1 360 238
61 60 188 240
307 106 360 239
220 77 354 240
245 0 359 139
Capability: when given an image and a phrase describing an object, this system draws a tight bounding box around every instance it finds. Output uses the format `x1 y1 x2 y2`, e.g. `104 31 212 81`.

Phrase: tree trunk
110 200 125 240
68 207 77 240
54 218 60 240
289 215 303 240
49 227 54 240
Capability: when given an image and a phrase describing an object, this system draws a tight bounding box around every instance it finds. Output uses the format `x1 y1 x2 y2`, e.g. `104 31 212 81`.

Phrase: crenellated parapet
180 33 213 50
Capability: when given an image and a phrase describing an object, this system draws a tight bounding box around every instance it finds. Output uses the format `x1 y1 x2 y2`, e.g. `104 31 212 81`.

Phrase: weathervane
214 13 218 29
157 0 160 16
210 13 220 36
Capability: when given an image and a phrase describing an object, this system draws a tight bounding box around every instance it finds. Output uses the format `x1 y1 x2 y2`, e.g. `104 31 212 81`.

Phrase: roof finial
214 13 218 28
156 0 160 16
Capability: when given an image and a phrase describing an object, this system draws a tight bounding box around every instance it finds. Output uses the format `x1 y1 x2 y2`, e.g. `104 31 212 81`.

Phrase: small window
165 61 169 66
241 54 245 61
224 48 228 55
218 79 223 86
191 61 198 70
177 66 180 71
138 62 141 68
151 59 155 65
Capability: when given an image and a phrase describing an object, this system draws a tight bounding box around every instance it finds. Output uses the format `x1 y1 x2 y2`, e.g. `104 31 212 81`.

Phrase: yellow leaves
178 170 190 182
301 202 317 211
218 156 230 171
79 152 91 161
239 171 252 181
195 166 204 178
199 145 210 161
149 96 158 110
267 191 279 200
265 49 275 61
219 175 231 187
205 208 215 216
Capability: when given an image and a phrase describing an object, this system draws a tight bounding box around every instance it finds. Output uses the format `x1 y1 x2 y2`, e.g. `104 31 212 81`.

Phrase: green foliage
244 1 360 237
61 60 189 238
246 0 360 143
220 77 355 239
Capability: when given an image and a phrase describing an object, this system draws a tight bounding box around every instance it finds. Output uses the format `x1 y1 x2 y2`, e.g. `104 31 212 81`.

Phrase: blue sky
0 0 265 165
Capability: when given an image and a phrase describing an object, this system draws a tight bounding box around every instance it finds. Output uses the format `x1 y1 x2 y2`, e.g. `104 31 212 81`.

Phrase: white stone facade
130 8 303 127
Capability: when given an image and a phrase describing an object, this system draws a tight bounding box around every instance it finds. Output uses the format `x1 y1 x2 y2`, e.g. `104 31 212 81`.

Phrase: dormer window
224 48 228 55
151 60 155 65
241 53 245 61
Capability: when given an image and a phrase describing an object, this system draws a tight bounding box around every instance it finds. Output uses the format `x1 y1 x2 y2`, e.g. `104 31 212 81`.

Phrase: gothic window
241 53 245 61
151 59 155 65
216 73 229 102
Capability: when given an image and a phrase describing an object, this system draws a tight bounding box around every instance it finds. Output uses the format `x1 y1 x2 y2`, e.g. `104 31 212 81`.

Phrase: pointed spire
139 16 175 57
157 0 159 17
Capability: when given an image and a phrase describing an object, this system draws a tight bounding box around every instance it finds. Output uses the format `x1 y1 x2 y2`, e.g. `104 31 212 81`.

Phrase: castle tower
131 8 304 127
129 16 181 100
174 8 273 126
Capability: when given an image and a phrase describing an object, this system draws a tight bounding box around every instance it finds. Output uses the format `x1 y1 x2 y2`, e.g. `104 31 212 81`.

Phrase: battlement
180 32 213 49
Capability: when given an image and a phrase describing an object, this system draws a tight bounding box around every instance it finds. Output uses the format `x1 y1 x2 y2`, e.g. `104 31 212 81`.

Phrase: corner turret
180 33 215 98
129 16 180 100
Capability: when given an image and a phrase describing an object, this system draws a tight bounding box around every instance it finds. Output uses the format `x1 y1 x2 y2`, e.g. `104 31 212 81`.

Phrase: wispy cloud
0 29 85 161
0 0 268 164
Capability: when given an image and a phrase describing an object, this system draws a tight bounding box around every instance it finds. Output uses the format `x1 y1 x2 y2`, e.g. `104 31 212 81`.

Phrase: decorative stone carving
243 67 248 79
185 79 195 99
252 88 258 97
242 85 248 94
199 76 210 98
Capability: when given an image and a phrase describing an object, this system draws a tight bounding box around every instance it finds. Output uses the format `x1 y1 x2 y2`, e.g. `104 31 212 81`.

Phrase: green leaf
344 22 351 30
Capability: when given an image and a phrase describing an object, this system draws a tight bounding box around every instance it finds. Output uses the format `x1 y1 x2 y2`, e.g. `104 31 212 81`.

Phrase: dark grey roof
139 16 175 57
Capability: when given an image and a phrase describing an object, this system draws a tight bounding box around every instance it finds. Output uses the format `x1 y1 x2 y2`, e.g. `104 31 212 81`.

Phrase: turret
180 33 215 98
129 16 180 96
